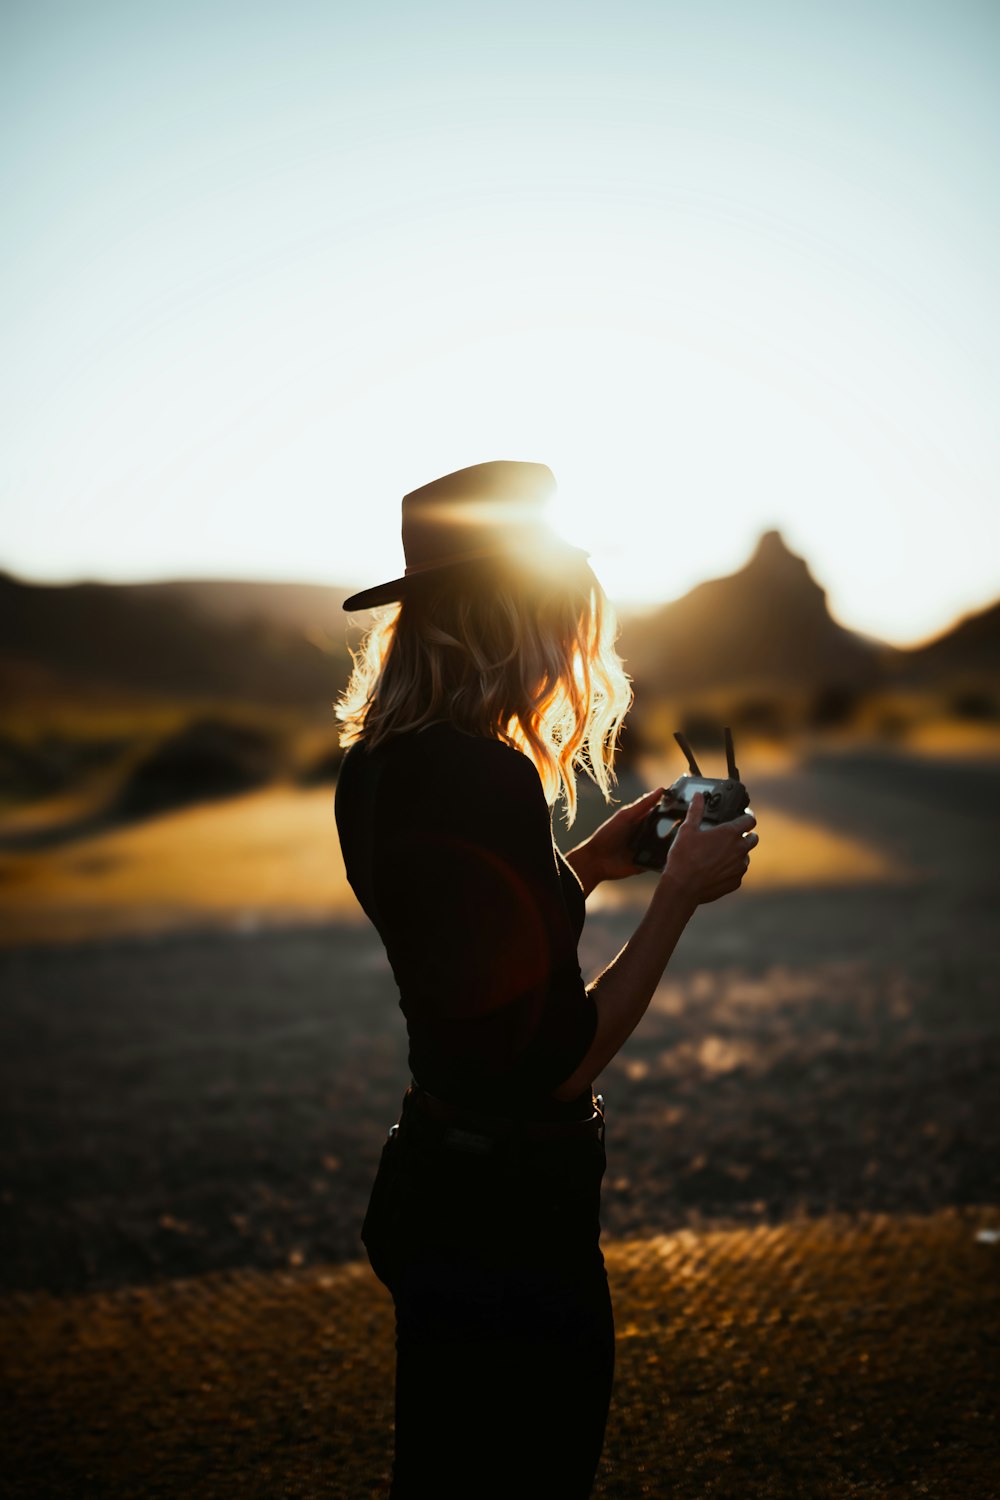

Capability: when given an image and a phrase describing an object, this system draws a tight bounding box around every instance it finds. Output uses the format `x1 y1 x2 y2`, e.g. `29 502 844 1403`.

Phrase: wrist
655 867 699 919
565 842 604 897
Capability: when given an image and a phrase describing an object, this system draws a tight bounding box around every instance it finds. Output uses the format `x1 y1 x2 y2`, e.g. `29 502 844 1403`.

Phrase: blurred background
2 0 998 946
1 516 998 943
1 5 999 1491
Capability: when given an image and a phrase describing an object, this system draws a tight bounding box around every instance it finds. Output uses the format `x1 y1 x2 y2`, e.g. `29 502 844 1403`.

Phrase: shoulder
338 723 548 825
410 723 545 800
336 737 380 794
370 724 551 837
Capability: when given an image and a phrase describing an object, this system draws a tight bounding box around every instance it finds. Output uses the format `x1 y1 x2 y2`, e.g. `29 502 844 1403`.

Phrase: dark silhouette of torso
335 721 595 1119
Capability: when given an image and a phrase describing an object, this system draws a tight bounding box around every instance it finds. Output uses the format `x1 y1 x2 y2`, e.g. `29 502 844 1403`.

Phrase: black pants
362 1091 615 1500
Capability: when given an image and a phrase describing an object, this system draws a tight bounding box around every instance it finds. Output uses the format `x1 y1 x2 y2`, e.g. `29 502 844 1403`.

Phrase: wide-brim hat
342 460 589 612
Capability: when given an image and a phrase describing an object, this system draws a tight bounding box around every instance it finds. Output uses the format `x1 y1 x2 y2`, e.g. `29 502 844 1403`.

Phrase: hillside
132 579 356 634
899 599 1000 684
617 531 898 696
2 542 997 714
0 572 354 708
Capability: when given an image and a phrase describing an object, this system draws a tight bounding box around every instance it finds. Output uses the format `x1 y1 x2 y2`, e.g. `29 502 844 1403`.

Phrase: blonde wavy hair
336 554 632 825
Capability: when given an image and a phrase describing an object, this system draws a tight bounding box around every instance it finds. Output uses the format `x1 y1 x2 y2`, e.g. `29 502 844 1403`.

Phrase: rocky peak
619 528 877 693
745 529 822 592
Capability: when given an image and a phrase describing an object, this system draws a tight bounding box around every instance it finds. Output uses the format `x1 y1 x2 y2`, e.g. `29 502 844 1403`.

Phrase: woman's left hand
565 786 666 896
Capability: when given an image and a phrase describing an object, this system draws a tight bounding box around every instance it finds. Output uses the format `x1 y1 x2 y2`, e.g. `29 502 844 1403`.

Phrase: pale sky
3 0 998 646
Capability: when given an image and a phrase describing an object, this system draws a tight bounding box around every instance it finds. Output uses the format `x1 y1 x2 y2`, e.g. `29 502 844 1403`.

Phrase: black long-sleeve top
335 721 598 1120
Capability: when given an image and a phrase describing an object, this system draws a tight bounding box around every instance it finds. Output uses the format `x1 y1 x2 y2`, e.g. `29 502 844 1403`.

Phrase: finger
743 832 759 851
684 791 705 823
629 786 665 813
729 811 757 834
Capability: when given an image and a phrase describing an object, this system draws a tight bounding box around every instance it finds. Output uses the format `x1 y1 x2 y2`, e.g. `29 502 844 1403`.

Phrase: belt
401 1083 605 1147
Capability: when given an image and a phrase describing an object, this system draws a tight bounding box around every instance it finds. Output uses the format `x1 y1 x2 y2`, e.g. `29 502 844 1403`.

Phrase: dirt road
2 749 998 1497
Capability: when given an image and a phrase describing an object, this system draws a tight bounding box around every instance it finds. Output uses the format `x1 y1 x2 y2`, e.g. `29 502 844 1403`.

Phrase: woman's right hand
555 795 758 1103
660 791 758 905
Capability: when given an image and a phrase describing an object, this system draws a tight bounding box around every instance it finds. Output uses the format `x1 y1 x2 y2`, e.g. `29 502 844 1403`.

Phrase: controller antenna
724 727 740 781
673 731 702 777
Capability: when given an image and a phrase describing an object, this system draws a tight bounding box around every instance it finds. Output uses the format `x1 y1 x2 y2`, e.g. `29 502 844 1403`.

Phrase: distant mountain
2 544 995 714
617 530 896 696
0 572 355 707
132 578 357 635
898 599 1000 684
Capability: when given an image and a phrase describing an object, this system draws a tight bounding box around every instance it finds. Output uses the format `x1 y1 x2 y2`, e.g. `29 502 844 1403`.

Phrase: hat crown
401 461 557 577
343 460 584 612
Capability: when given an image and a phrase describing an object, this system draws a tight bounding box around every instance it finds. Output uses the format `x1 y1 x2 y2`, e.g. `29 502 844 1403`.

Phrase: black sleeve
372 735 597 1099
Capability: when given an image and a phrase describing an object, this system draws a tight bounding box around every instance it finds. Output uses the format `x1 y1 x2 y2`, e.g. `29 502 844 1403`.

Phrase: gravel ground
1 750 997 1297
1 749 998 1499
4 1210 997 1499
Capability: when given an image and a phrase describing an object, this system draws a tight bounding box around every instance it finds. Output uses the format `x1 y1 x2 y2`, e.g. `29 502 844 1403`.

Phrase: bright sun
311 322 941 642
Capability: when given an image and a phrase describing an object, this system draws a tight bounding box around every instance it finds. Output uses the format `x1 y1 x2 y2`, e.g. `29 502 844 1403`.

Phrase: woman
334 461 758 1499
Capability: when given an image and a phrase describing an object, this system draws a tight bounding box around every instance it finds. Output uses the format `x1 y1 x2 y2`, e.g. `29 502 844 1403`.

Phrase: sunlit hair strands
335 557 633 826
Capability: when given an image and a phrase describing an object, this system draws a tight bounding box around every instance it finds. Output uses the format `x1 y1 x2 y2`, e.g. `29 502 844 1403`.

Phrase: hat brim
342 574 412 612
342 545 590 613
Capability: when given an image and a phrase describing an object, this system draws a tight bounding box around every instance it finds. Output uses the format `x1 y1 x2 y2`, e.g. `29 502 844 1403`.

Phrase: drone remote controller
631 728 750 872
